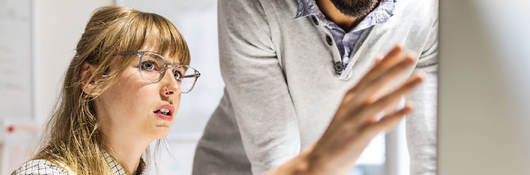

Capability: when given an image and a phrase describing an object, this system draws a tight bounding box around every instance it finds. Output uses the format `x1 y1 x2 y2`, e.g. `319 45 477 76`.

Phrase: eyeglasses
119 51 201 94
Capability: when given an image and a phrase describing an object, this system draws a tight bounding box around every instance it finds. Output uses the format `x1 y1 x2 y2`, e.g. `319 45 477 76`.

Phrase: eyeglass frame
118 50 201 94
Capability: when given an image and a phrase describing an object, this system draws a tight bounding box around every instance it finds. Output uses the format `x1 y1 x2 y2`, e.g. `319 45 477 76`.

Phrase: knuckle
362 98 376 106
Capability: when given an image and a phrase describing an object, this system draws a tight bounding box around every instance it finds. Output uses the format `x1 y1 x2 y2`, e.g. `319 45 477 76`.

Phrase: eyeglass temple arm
182 72 201 78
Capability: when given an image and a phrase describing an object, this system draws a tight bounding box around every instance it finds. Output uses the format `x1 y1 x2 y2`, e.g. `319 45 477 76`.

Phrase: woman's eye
173 70 182 81
140 61 157 71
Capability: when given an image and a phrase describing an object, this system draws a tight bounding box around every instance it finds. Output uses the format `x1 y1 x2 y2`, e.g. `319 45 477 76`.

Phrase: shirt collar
103 151 146 175
295 0 397 31
295 0 322 18
355 0 397 32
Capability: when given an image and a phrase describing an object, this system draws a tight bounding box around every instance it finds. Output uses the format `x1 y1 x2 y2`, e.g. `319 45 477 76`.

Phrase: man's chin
330 0 379 17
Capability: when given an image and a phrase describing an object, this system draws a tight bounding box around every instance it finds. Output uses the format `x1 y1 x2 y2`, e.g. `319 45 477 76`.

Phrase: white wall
0 1 113 174
33 0 114 123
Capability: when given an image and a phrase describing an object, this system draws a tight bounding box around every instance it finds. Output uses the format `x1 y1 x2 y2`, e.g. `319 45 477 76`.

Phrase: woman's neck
102 129 152 174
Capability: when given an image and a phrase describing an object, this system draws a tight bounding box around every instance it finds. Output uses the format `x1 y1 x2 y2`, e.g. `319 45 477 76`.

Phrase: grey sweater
193 0 438 174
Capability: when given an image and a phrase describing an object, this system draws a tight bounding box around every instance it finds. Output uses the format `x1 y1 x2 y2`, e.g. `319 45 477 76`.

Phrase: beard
330 0 379 18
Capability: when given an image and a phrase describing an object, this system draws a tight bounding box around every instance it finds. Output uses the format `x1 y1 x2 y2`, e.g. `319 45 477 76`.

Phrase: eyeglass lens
138 52 198 93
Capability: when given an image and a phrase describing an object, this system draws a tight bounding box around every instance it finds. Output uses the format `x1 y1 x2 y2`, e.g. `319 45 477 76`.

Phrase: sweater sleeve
406 5 439 175
218 0 301 174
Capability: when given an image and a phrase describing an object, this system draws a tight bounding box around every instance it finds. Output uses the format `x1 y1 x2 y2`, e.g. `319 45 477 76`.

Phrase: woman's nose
162 87 175 96
160 70 180 97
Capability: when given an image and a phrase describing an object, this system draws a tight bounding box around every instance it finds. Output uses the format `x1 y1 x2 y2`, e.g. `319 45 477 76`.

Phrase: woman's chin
151 125 172 139
154 134 169 139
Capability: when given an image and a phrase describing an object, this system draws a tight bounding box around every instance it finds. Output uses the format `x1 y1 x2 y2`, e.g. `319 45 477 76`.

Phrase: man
193 0 438 174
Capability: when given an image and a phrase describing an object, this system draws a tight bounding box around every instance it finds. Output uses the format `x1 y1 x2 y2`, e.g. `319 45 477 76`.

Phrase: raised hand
303 45 423 175
266 45 424 175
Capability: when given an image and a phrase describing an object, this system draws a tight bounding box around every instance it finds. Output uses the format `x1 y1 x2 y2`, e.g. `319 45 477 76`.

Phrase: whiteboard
118 0 224 140
0 0 33 120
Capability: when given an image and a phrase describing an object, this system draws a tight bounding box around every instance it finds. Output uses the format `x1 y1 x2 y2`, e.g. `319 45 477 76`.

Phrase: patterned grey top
296 0 396 66
11 152 145 175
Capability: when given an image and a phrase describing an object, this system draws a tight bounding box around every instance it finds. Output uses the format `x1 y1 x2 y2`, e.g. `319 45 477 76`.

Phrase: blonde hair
33 6 190 174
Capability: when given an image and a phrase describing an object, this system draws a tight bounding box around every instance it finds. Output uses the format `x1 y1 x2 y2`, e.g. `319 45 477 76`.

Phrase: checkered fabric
11 152 145 175
10 159 72 175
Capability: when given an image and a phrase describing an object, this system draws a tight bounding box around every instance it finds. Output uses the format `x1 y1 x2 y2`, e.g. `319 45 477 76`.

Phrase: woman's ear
80 63 99 96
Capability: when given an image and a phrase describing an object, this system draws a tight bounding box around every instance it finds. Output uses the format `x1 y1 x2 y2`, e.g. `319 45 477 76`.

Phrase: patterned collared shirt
11 152 145 175
296 0 396 66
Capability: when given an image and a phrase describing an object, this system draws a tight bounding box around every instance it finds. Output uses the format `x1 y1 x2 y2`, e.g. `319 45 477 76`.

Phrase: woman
12 6 422 175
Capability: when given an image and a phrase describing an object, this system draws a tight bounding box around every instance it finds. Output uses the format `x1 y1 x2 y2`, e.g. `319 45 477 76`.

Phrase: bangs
117 11 190 65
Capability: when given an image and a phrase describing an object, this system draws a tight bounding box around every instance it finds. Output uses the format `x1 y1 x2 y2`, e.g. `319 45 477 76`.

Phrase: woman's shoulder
11 159 75 175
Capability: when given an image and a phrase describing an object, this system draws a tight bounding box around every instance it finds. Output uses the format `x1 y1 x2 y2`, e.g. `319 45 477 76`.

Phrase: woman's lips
154 112 173 121
153 104 175 121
